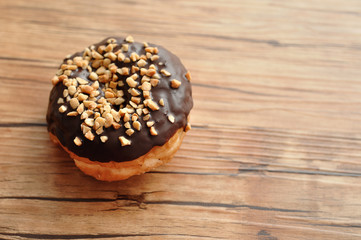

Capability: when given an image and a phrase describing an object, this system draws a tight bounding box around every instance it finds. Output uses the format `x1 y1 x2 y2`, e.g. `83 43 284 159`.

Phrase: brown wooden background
1 0 361 239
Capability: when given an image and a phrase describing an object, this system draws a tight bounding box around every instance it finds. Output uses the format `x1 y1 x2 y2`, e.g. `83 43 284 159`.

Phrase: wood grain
1 0 361 239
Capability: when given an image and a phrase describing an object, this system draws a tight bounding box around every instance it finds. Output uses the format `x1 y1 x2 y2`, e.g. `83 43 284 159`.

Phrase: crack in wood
0 56 48 63
257 230 278 240
314 223 361 229
0 196 308 213
0 232 221 239
145 200 309 213
237 168 361 177
188 32 361 50
0 122 47 128
192 82 286 97
150 170 237 176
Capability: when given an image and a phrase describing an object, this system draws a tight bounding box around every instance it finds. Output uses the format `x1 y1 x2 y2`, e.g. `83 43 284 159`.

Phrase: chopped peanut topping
117 52 125 61
104 113 113 128
81 125 91 135
125 128 134 136
136 108 143 116
89 72 99 81
51 76 60 86
140 68 147 76
73 137 82 146
168 115 175 123
57 98 64 104
143 114 150 121
146 99 159 111
85 118 94 127
100 136 108 143
85 131 95 141
77 93 88 101
141 82 151 91
59 105 67 113
77 103 84 114
105 44 113 52
112 122 121 129
63 89 69 98
171 79 181 88
124 122 131 129
131 97 141 104
97 45 105 54
133 121 141 131
150 55 159 61
96 127 104 135
119 136 131 146
123 113 130 122
160 69 171 77
96 66 106 75
185 71 192 81
105 91 115 98
185 123 191 132
153 73 160 79
77 77 88 85
67 111 78 117
112 74 118 81
114 97 125 105
58 75 68 81
92 60 101 69
94 117 105 130
107 38 117 44
70 98 80 109
131 66 139 74
126 77 138 88
52 36 189 146
126 35 134 43
137 59 147 67
80 112 88 120
120 67 130 75
150 126 158 136
111 110 121 122
146 69 156 77
150 78 159 87
131 113 138 121
109 81 117 89
91 81 99 89
146 121 154 127
85 101 97 110
130 52 139 62
80 85 93 94
143 90 150 99
129 101 137 108
142 108 149 115
92 50 104 60
98 74 110 83
146 52 152 59
63 70 72 76
107 52 117 61
130 88 140 96
68 65 77 70
122 44 129 52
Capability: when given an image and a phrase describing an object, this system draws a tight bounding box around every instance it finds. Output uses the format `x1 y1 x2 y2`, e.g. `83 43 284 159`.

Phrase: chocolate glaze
46 37 193 163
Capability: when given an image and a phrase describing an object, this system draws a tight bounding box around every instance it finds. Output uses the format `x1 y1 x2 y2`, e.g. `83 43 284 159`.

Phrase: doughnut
46 36 193 181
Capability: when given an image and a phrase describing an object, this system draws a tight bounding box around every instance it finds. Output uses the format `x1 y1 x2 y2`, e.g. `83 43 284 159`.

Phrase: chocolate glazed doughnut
47 36 193 181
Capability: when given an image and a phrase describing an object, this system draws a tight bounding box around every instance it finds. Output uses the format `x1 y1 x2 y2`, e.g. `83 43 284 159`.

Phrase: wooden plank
1 0 361 239
1 126 361 239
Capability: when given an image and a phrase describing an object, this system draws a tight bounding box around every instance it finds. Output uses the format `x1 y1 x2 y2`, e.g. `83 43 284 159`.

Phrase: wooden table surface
1 0 361 239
